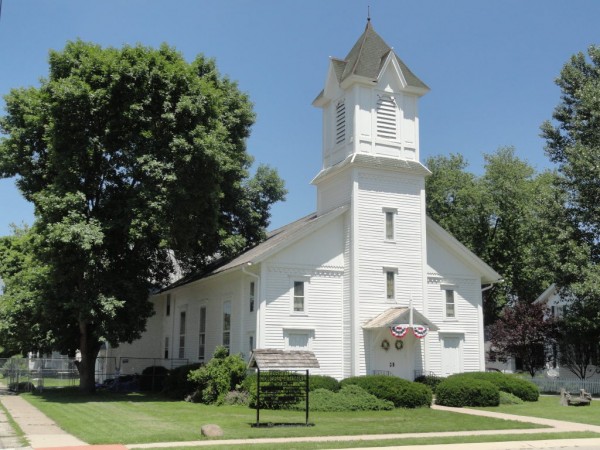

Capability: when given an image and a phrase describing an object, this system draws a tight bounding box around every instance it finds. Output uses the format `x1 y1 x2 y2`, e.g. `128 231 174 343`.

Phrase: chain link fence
0 356 190 392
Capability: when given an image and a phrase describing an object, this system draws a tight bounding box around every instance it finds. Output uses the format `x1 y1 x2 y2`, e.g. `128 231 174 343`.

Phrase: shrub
340 375 432 408
414 374 445 392
290 385 394 412
447 372 539 402
140 365 169 392
221 390 250 406
162 363 203 399
499 391 524 405
187 346 247 404
309 374 340 392
435 377 499 407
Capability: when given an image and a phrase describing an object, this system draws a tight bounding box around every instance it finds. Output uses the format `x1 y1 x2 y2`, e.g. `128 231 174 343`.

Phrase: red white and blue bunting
390 325 409 338
412 325 429 339
389 324 429 339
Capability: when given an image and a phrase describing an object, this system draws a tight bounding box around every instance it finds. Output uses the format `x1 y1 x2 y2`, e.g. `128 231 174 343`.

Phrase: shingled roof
315 22 428 104
248 349 320 370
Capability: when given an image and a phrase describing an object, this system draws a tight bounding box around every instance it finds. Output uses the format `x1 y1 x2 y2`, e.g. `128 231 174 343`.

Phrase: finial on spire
367 5 371 22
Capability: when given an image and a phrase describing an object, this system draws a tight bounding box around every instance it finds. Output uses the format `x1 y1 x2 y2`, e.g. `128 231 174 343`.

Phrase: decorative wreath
381 339 390 351
395 339 404 350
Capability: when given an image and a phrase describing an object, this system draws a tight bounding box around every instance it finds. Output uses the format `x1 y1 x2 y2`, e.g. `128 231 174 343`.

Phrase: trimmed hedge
290 385 394 412
309 374 340 392
340 375 432 408
162 363 203 399
414 374 445 392
435 377 499 407
447 372 539 402
140 365 169 392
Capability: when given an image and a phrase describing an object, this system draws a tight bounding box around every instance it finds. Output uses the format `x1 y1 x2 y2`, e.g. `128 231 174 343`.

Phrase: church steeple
312 23 430 215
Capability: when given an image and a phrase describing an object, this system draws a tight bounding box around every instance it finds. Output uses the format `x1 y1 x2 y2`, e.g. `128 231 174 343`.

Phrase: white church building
108 22 501 381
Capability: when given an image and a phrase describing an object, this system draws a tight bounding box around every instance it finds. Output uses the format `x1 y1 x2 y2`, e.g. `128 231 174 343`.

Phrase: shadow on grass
29 387 184 404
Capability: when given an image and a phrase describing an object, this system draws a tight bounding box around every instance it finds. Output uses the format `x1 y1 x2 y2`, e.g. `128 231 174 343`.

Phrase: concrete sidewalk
0 394 85 449
2 392 600 450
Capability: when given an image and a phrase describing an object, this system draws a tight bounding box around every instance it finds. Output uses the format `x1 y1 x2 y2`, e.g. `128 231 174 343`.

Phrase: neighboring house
534 284 600 379
107 22 501 381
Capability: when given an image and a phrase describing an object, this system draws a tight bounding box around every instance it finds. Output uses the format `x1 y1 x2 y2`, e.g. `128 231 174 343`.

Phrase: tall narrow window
248 335 254 357
385 211 394 240
165 294 171 316
376 94 397 140
445 290 456 318
164 336 169 359
249 281 255 313
386 271 395 300
222 301 231 352
198 306 206 361
178 311 186 358
293 281 305 313
335 100 346 145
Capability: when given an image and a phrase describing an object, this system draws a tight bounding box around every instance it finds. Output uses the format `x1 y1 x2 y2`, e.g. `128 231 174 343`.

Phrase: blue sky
0 0 599 236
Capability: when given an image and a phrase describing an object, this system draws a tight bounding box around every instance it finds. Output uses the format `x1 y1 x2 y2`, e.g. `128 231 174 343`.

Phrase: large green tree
426 148 565 323
0 41 286 392
541 45 600 376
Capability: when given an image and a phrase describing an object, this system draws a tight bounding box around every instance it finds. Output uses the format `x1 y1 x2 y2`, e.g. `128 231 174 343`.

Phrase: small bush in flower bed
289 384 394 412
340 375 432 408
447 372 539 402
435 377 499 407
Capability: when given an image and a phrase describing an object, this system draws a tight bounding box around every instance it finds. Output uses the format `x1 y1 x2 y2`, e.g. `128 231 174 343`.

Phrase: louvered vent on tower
376 94 397 140
335 100 346 145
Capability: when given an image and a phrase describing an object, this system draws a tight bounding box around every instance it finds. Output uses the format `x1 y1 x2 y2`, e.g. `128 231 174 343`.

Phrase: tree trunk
78 320 100 393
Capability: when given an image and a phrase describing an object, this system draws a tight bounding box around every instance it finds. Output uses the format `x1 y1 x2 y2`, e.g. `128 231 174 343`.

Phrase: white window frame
178 310 186 359
441 284 458 319
222 301 231 352
164 336 169 360
165 294 171 317
290 277 310 315
383 207 398 241
249 281 255 313
383 267 398 301
284 328 314 350
198 305 207 361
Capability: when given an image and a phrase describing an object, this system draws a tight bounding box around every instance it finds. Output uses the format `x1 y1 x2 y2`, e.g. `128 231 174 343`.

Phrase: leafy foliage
426 149 565 323
187 346 247 404
435 377 499 407
289 385 394 412
309 374 340 392
489 301 556 377
0 40 285 391
556 299 600 380
499 391 524 405
340 375 432 408
540 45 600 379
162 363 203 399
414 374 445 392
139 365 169 392
447 372 539 402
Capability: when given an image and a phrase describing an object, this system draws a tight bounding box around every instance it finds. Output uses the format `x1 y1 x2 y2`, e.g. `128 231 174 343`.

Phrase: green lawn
138 433 600 450
480 395 600 425
23 389 541 445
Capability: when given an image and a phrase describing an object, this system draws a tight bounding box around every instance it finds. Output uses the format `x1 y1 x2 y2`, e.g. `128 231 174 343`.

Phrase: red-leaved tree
489 301 556 377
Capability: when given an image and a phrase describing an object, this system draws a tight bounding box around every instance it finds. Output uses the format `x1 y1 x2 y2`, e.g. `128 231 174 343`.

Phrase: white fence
530 378 600 395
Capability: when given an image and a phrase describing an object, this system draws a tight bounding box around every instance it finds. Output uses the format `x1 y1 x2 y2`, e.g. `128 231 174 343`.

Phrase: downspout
481 278 504 293
242 263 260 351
